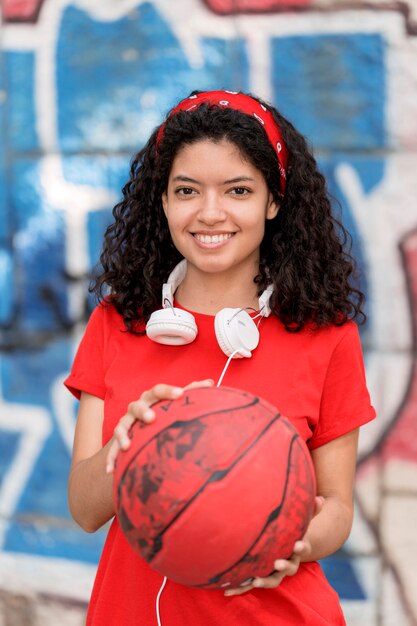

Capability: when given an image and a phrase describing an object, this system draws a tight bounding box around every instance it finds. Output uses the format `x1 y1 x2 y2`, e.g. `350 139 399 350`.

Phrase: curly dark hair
92 91 365 332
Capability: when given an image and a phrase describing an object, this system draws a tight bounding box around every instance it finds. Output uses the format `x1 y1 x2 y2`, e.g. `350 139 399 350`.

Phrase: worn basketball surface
114 386 316 589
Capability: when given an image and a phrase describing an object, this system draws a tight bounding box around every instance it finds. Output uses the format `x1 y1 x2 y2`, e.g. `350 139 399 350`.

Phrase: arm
69 379 215 533
68 392 115 533
301 428 358 561
225 427 359 596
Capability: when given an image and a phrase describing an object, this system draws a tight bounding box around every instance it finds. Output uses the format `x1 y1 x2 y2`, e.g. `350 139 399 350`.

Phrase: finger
113 413 137 443
273 556 301 578
141 384 184 406
184 379 215 391
314 495 325 516
106 402 151 473
106 411 139 474
293 535 313 564
227 563 296 593
293 540 311 558
224 581 255 597
251 569 287 589
106 437 122 474
127 399 157 424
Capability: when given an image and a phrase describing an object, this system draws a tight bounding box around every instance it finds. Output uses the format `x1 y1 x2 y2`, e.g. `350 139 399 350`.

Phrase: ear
266 193 279 220
162 191 168 217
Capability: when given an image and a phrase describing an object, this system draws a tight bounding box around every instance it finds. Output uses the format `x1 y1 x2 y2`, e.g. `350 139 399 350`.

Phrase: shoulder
309 321 364 366
265 317 362 371
88 298 149 338
315 319 359 344
311 321 366 380
299 318 359 344
87 299 127 334
272 317 360 348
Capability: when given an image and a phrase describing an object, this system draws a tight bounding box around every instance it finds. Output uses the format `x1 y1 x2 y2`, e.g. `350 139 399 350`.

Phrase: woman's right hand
106 379 214 474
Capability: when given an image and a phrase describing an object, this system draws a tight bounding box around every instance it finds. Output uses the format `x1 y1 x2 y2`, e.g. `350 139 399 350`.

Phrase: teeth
194 233 233 243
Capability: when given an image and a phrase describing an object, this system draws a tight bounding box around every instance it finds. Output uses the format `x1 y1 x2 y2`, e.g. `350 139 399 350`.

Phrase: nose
196 192 227 225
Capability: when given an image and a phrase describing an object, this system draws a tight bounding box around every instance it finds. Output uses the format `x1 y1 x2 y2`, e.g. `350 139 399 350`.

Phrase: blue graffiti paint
17 434 71 516
275 33 385 339
10 158 69 331
0 249 13 323
1 338 105 561
5 52 39 152
320 155 386 341
0 55 8 243
0 433 20 488
60 154 130 269
1 338 69 405
6 518 105 563
56 4 248 152
0 54 14 325
272 34 385 150
272 29 387 341
60 154 128 189
321 550 366 600
87 209 112 270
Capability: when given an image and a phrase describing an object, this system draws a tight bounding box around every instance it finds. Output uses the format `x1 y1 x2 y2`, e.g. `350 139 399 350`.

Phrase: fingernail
121 437 130 448
106 464 113 474
252 579 262 588
274 560 286 570
143 409 155 421
172 387 183 398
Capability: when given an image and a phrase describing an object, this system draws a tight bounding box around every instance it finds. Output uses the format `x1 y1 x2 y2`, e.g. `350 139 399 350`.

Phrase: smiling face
162 139 278 283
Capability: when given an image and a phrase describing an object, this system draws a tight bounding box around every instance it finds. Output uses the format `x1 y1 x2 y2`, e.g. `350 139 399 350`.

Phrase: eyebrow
172 175 256 184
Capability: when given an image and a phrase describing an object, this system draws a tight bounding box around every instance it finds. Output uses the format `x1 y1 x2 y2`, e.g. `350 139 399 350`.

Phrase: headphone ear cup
214 312 238 358
146 308 198 345
214 308 259 358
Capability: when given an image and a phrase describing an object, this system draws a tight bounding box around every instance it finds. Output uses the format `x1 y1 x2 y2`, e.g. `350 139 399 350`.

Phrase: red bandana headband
156 91 288 193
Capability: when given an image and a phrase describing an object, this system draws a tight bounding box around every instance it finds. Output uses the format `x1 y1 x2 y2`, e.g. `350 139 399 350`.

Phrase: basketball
113 386 316 589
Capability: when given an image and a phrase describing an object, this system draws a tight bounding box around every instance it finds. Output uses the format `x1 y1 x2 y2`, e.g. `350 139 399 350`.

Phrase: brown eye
177 187 194 196
231 187 250 196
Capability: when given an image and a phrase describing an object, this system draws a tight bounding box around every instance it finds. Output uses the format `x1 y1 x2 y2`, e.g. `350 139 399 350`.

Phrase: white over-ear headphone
146 260 274 359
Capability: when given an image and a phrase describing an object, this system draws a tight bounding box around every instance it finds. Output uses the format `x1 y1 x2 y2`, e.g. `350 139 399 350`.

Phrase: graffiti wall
0 0 416 624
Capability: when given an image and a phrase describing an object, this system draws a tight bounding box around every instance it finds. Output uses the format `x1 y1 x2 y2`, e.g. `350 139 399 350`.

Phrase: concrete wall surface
0 0 417 624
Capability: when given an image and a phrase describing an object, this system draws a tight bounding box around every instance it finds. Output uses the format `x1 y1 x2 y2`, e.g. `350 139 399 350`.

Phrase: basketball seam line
116 395 262 506
146 413 289 565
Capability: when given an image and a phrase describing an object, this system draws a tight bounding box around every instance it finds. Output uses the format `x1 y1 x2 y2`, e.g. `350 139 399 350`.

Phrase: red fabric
156 91 288 192
65 302 375 626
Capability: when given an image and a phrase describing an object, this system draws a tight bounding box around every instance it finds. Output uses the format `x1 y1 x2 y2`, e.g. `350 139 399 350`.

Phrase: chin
188 257 234 274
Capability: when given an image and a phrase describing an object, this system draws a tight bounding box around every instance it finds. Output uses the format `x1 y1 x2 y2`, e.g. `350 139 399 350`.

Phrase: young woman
65 90 375 625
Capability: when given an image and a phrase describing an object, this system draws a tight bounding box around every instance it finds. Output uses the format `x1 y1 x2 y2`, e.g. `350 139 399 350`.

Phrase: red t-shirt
65 302 375 626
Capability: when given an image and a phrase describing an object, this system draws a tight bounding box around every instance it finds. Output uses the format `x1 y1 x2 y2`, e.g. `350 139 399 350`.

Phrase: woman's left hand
224 495 324 597
223 540 311 596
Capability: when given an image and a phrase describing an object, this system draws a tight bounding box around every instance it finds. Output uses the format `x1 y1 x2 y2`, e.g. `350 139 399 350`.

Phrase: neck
174 265 260 315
